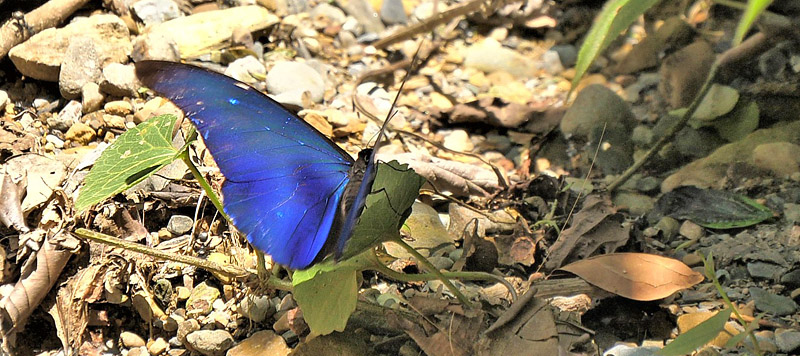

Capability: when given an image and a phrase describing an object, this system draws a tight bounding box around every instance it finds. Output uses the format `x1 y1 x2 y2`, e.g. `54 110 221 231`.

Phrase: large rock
144 6 279 59
9 14 131 82
560 84 636 139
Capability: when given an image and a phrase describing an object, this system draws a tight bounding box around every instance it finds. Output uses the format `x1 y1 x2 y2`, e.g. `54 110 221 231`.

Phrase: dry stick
372 0 495 49
71 228 296 291
0 0 91 59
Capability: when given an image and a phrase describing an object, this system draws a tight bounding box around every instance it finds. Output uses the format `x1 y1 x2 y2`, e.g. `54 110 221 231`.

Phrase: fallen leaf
0 170 28 233
544 195 630 271
384 152 502 197
479 290 558 355
560 252 704 301
5 154 67 214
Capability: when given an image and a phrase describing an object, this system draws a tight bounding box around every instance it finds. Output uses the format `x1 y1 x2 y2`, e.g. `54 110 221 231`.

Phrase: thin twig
0 0 92 59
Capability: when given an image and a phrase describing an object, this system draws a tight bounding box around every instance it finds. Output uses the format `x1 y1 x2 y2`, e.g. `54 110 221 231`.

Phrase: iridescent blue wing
135 60 354 269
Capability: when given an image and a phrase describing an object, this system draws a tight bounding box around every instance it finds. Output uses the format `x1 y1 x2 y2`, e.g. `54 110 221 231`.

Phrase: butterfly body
135 60 376 269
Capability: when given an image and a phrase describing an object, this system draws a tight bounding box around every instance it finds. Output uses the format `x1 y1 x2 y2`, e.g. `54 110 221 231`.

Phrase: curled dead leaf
383 152 501 197
559 252 704 301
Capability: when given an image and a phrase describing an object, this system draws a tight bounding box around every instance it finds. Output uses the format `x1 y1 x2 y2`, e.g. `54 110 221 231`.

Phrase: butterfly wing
135 60 354 269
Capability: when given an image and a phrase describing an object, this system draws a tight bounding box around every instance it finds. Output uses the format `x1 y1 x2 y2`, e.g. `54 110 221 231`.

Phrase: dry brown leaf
383 152 501 197
0 230 73 347
0 170 28 233
5 154 67 213
559 252 705 301
544 195 630 271
479 290 558 356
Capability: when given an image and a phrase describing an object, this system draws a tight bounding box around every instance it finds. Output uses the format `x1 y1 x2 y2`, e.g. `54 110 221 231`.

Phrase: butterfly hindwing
135 60 354 269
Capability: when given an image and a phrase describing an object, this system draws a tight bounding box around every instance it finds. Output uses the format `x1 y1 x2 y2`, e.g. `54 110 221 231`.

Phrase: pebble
311 3 347 26
167 215 194 236
58 36 103 100
127 346 149 356
750 287 798 316
776 329 800 353
101 63 139 97
50 100 83 131
65 122 96 145
240 295 273 323
103 114 126 130
148 337 169 355
131 0 183 27
226 330 291 356
428 256 454 271
747 261 785 280
678 220 704 240
177 319 200 346
104 100 133 116
185 330 234 356
463 38 537 78
550 44 578 68
540 50 565 75
266 61 325 105
82 82 105 113
380 0 408 25
45 134 65 149
224 56 266 84
185 282 220 317
121 331 146 348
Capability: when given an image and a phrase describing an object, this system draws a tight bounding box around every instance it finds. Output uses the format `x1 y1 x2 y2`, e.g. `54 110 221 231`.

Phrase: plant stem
371 261 518 301
607 61 720 192
179 149 229 221
705 257 761 355
387 236 475 307
73 228 293 291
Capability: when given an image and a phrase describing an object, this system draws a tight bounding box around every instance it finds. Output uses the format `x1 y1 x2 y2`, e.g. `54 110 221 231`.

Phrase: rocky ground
1 0 800 355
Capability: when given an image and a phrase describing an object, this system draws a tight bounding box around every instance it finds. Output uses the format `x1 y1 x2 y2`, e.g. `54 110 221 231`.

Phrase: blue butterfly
135 60 380 269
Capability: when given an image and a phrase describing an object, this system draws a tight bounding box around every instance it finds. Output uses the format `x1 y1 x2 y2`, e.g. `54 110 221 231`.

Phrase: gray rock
167 215 193 236
750 287 798 316
311 3 347 26
550 44 578 68
131 0 183 27
8 14 131 82
59 36 103 100
780 269 800 287
131 31 180 62
101 63 138 97
81 82 105 113
266 61 325 105
338 0 384 34
776 330 800 353
560 84 636 139
224 56 266 85
380 0 408 25
240 295 273 323
747 261 786 280
464 38 537 78
49 100 83 131
185 330 234 356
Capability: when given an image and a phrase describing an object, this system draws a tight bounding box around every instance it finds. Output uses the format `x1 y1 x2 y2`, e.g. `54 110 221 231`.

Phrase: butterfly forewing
135 60 354 269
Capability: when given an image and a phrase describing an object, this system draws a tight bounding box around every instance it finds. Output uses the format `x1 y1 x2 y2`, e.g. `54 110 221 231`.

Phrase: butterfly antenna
371 39 425 155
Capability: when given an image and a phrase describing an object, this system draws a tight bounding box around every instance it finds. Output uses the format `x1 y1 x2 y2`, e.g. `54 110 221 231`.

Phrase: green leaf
292 260 359 336
657 308 733 356
570 0 662 97
339 160 426 260
733 0 774 46
713 100 759 142
692 84 740 121
653 186 772 229
76 114 181 211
